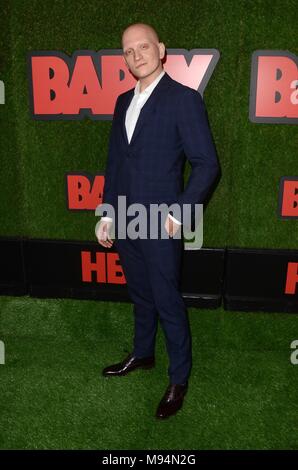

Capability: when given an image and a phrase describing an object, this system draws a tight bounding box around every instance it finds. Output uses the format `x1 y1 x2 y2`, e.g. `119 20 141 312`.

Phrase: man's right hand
96 220 114 248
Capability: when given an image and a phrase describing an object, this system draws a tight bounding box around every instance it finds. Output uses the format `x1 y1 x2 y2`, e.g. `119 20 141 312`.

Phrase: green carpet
0 295 297 449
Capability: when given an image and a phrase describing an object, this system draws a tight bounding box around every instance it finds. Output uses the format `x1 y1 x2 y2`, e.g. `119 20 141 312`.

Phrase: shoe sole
155 402 183 420
102 363 155 377
155 389 188 419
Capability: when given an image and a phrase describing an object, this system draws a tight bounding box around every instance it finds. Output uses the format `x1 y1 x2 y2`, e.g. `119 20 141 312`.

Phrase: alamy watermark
0 340 5 365
95 197 203 250
0 80 5 104
290 340 298 365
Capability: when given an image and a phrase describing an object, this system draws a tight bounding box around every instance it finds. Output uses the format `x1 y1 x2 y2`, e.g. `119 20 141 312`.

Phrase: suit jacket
102 71 219 223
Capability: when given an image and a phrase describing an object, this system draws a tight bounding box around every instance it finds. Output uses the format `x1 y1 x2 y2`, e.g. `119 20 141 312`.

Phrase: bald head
122 23 160 47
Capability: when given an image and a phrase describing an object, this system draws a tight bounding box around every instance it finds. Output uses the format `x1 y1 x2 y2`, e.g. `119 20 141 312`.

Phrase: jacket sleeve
176 88 219 217
102 95 121 208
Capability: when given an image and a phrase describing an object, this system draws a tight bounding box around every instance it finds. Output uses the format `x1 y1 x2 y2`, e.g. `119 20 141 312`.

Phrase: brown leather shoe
102 353 155 377
155 382 188 419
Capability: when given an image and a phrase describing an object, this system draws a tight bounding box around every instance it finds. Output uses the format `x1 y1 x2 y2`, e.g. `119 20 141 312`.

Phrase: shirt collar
134 69 165 96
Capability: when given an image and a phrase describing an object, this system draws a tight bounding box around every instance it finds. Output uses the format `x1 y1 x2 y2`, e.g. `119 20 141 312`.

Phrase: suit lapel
120 91 134 146
120 72 172 146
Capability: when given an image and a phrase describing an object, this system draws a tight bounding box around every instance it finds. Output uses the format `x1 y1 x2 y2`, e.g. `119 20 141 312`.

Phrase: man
96 23 219 419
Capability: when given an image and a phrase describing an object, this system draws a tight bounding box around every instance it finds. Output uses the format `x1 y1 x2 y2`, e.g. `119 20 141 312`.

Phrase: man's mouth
136 63 146 68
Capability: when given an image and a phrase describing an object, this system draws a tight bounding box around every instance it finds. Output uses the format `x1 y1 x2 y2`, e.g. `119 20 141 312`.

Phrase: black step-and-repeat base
1 237 297 312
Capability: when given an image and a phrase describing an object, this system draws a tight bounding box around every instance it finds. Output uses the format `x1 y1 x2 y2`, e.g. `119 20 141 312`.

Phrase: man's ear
159 42 166 60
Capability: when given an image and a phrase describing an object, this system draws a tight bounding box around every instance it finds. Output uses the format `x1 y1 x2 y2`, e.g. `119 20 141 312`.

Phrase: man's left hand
164 216 181 238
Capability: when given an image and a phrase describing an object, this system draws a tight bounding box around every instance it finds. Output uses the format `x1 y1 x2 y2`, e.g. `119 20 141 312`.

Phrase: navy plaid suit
102 71 219 384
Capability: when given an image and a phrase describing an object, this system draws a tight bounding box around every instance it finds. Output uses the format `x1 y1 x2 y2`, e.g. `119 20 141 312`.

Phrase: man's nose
134 49 142 61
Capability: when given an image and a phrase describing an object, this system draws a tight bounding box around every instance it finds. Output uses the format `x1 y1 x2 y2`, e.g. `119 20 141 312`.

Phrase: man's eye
141 44 149 49
125 50 132 56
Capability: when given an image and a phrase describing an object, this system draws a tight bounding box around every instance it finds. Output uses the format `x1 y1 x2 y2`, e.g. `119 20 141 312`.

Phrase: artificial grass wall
0 0 297 248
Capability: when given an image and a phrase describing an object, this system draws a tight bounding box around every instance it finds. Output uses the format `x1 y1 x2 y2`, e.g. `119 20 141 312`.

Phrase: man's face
122 26 165 80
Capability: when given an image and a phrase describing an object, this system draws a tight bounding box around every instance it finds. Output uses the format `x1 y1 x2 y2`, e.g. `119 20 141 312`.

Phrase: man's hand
96 220 114 248
164 215 181 238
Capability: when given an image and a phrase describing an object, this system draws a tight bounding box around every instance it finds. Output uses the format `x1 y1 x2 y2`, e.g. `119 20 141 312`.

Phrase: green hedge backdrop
0 0 297 248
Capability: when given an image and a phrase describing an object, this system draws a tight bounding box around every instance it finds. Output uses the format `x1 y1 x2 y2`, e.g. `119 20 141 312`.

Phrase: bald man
97 23 219 419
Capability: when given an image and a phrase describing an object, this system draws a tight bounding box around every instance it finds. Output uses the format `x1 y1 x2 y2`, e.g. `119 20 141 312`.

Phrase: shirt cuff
101 217 113 222
168 213 182 225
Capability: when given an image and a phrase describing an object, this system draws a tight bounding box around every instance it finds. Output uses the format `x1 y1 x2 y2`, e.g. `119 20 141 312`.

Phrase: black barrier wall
1 237 298 312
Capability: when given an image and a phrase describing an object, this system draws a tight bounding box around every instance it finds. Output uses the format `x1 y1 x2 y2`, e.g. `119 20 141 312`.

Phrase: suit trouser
113 221 192 385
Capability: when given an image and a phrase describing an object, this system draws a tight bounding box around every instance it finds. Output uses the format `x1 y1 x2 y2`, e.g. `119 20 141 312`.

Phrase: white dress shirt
102 69 182 226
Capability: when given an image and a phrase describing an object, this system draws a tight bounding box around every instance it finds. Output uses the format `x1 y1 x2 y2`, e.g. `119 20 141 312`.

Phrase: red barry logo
27 49 219 120
279 177 298 218
65 173 105 210
250 50 298 124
